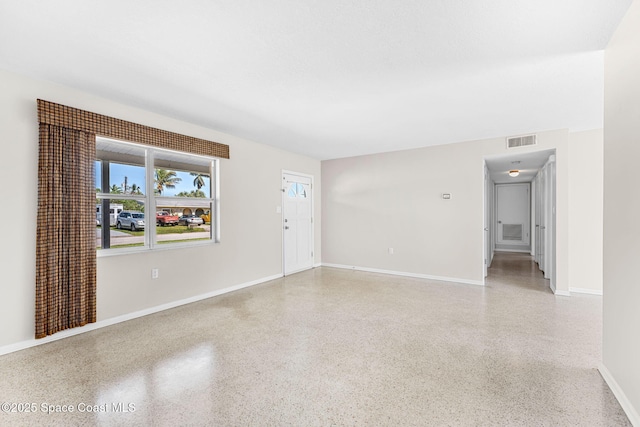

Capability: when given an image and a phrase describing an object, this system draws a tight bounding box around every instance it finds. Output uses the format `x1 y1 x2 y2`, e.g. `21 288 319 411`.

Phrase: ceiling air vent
506 134 537 149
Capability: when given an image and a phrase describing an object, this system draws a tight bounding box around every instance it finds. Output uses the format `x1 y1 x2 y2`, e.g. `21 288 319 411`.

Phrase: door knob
284 226 289 230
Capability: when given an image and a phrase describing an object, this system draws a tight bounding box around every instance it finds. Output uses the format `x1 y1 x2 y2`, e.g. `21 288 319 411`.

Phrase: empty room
0 1 639 425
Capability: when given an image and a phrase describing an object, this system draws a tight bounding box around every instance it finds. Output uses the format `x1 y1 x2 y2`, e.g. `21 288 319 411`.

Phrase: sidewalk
96 226 211 247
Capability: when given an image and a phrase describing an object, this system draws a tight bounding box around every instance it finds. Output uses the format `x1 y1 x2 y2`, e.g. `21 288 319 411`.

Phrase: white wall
568 129 604 294
322 130 572 289
603 0 640 422
0 69 321 349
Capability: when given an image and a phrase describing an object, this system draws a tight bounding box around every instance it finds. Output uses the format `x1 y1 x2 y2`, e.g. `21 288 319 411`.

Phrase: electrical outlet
151 268 159 279
388 248 394 255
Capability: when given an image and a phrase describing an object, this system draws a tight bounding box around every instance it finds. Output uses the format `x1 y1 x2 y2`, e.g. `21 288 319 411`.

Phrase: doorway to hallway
484 149 556 292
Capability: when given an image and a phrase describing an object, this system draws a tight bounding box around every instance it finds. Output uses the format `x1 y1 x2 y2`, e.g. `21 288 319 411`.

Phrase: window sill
97 239 219 258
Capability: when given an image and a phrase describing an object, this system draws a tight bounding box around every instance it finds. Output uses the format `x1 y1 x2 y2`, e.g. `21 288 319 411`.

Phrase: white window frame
95 137 220 256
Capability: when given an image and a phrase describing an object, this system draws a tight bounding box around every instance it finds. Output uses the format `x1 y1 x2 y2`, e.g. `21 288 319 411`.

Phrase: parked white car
116 211 145 231
178 214 204 226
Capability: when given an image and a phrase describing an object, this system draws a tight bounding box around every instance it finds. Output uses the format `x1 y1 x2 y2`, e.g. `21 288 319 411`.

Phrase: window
36 99 229 338
95 137 219 252
287 182 307 198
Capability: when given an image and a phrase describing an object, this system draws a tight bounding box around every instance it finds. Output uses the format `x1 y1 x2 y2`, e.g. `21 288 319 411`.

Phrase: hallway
0 264 630 426
487 251 551 293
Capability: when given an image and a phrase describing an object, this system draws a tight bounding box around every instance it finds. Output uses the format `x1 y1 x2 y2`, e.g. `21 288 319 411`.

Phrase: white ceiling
485 149 555 184
0 1 632 160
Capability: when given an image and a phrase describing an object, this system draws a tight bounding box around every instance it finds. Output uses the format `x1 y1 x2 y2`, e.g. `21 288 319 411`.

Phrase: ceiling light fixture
508 170 520 177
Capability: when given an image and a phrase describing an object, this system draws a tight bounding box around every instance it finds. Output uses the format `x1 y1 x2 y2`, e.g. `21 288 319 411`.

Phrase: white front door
496 183 530 248
537 169 546 271
283 172 313 275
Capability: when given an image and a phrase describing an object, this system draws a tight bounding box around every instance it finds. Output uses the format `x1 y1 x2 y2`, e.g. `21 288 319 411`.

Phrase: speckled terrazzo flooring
0 253 631 426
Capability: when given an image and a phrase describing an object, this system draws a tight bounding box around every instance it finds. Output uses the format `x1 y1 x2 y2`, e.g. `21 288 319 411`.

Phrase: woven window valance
37 99 230 159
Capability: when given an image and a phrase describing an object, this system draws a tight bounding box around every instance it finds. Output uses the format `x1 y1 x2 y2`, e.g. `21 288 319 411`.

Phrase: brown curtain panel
35 124 97 338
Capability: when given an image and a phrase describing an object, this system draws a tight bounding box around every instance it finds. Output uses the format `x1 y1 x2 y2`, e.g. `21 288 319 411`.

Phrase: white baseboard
570 287 603 296
598 363 640 426
494 249 531 253
549 282 571 296
321 263 484 286
548 280 571 296
313 262 322 268
0 273 283 357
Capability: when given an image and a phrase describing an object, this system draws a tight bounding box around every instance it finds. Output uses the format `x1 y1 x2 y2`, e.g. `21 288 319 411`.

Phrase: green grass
158 225 206 234
158 238 210 244
111 242 145 248
97 242 145 249
111 225 206 236
114 228 144 236
98 238 209 249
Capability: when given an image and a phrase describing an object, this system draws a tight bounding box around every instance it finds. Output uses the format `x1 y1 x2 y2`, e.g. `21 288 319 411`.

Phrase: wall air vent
507 134 537 149
503 224 523 241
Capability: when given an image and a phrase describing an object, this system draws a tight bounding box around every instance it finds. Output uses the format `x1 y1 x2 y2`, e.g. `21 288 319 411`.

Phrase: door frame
483 163 493 278
483 149 557 291
282 169 315 276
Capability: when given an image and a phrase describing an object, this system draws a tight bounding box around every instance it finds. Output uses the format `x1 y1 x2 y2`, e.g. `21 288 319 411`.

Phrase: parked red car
156 211 179 226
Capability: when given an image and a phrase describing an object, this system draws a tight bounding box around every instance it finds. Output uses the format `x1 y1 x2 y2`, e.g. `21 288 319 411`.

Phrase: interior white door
283 172 313 275
484 165 491 277
496 184 530 247
538 166 546 271
534 171 542 265
533 154 556 289
544 156 556 284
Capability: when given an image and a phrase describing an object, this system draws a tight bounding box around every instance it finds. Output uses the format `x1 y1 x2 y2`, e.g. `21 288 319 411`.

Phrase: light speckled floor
0 253 630 426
